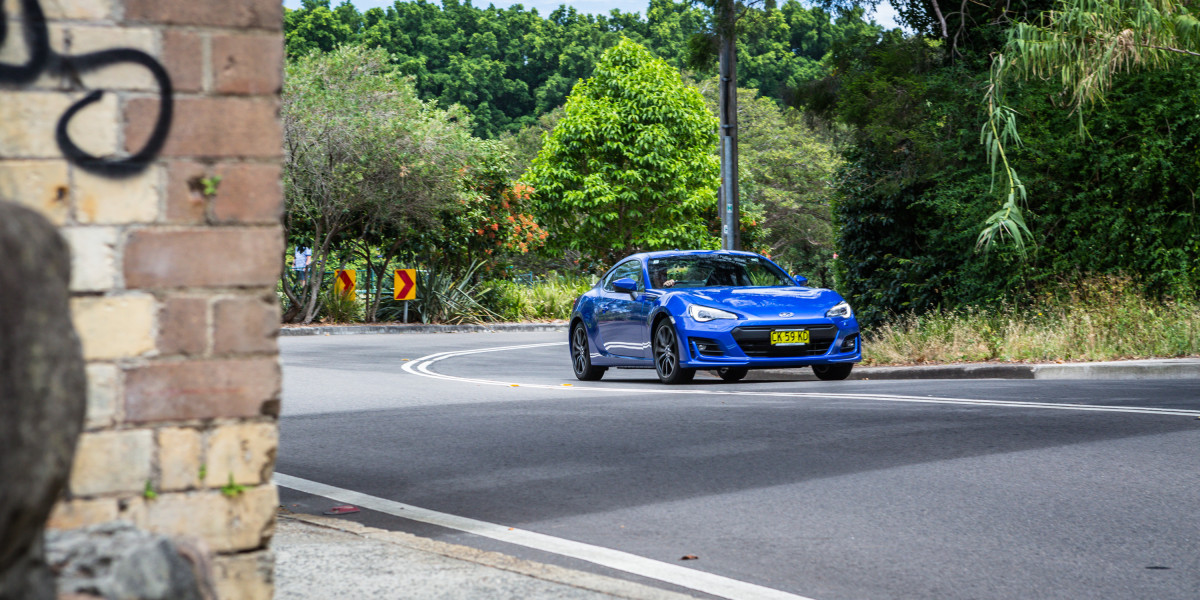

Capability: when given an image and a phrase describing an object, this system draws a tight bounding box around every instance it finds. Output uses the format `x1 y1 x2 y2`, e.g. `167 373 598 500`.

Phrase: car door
596 260 650 359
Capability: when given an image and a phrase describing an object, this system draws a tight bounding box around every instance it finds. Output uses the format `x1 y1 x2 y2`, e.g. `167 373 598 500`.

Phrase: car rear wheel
716 367 748 382
571 323 606 381
812 363 853 381
653 321 694 384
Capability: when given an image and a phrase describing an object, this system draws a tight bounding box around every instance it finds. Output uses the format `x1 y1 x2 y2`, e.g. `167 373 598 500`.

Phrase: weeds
319 288 362 323
864 276 1200 365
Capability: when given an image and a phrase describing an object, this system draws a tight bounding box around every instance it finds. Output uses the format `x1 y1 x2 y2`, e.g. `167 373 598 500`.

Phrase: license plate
770 329 809 346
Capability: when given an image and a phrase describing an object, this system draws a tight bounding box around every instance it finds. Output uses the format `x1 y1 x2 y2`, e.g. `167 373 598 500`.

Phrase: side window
603 260 643 292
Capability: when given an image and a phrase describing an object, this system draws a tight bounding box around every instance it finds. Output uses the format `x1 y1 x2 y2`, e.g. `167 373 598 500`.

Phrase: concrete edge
280 322 569 336
748 359 1200 381
276 512 700 600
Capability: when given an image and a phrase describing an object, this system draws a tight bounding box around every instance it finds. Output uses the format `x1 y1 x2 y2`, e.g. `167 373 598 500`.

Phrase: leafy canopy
524 39 720 265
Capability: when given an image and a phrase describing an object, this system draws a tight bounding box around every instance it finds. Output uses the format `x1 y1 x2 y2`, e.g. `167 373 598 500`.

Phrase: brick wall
0 0 284 597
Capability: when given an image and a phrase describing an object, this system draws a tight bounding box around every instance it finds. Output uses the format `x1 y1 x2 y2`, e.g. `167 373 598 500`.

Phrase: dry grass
863 277 1200 366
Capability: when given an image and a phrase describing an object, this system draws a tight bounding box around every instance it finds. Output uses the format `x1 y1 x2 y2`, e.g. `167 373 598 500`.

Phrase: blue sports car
568 250 861 384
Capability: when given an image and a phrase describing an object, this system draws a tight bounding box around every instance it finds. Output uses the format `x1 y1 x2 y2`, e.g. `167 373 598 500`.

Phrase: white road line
401 342 1200 418
274 473 815 600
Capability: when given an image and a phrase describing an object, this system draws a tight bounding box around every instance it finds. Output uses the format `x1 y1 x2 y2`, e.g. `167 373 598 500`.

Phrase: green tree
524 39 720 265
282 46 483 323
284 1 353 57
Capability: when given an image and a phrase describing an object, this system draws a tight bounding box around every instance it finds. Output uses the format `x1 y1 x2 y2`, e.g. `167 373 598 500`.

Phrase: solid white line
274 473 815 600
401 343 1200 418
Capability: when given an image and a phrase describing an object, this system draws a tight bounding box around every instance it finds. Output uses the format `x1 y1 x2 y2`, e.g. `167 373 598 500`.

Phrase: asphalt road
276 331 1200 600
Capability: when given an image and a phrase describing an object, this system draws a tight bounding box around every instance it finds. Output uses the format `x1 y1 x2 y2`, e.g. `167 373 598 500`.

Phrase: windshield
646 255 794 289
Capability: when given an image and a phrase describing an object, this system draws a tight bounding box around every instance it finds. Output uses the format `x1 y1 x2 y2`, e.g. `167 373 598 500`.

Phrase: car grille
732 325 838 357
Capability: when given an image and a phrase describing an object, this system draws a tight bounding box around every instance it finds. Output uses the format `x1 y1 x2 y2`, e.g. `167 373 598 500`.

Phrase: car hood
672 287 844 319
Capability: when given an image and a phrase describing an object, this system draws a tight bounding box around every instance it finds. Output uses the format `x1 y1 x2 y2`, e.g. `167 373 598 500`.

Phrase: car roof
630 249 763 262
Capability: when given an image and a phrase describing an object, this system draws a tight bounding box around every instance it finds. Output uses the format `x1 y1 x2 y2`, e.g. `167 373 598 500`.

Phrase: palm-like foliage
980 0 1200 251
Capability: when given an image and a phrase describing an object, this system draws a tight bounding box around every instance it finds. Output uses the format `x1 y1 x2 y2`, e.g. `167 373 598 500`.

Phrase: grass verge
863 279 1200 365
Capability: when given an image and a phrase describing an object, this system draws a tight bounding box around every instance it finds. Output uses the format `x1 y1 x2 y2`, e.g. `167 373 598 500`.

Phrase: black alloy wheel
812 363 853 381
653 321 695 384
571 322 606 381
716 367 749 382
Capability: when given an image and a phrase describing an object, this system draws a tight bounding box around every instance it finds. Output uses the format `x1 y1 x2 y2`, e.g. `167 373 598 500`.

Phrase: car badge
779 312 794 317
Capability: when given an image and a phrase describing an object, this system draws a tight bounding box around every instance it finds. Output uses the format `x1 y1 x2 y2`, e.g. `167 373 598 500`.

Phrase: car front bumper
674 316 862 369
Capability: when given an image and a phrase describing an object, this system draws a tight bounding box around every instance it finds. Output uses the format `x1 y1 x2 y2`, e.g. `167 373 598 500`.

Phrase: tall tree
524 39 720 265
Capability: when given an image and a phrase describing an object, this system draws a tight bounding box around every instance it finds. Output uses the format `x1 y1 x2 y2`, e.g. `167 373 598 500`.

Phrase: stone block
162 30 206 94
165 161 211 224
45 25 159 91
70 294 157 361
0 160 71 225
211 163 283 224
75 165 162 224
212 34 283 95
84 363 119 429
8 0 118 21
61 226 120 292
124 485 277 553
0 92 80 158
124 358 280 423
124 0 283 30
46 498 120 531
125 97 282 159
158 428 202 492
123 227 283 289
204 423 277 487
213 294 279 355
158 296 209 356
69 429 154 496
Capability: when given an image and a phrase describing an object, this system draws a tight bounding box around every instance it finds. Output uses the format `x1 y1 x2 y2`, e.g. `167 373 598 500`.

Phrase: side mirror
793 275 808 286
612 278 638 294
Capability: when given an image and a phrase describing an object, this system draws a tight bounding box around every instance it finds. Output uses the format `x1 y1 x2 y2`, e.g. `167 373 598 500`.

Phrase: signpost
394 269 416 322
334 269 356 298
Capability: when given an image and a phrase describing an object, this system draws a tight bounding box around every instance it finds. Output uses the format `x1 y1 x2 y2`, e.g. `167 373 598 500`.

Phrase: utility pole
717 0 739 251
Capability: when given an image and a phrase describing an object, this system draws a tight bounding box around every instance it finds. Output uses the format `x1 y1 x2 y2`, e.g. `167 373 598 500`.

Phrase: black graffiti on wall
0 0 172 178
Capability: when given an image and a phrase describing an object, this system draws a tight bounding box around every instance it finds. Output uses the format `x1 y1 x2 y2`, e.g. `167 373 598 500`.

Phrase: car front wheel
571 323 606 381
812 363 853 381
653 321 694 384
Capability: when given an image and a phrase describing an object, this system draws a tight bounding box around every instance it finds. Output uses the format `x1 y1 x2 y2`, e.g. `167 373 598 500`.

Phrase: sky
281 0 905 30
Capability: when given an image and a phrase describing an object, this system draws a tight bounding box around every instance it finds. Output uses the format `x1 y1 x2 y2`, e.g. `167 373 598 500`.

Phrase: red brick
212 34 283 96
124 0 282 31
124 359 280 423
211 163 282 224
165 161 210 224
125 97 282 159
213 294 279 355
162 30 205 93
159 296 208 356
123 228 283 289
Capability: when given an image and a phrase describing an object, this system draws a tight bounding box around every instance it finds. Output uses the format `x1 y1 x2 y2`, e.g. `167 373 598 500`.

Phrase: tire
570 322 606 381
716 367 749 382
653 321 695 384
812 363 853 381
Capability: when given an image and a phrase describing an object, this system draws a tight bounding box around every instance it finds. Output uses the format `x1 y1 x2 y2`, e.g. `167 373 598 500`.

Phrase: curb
280 322 569 336
750 358 1200 381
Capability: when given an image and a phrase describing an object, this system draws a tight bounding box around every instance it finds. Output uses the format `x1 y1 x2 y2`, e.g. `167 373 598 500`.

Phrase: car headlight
825 301 853 319
687 304 737 322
